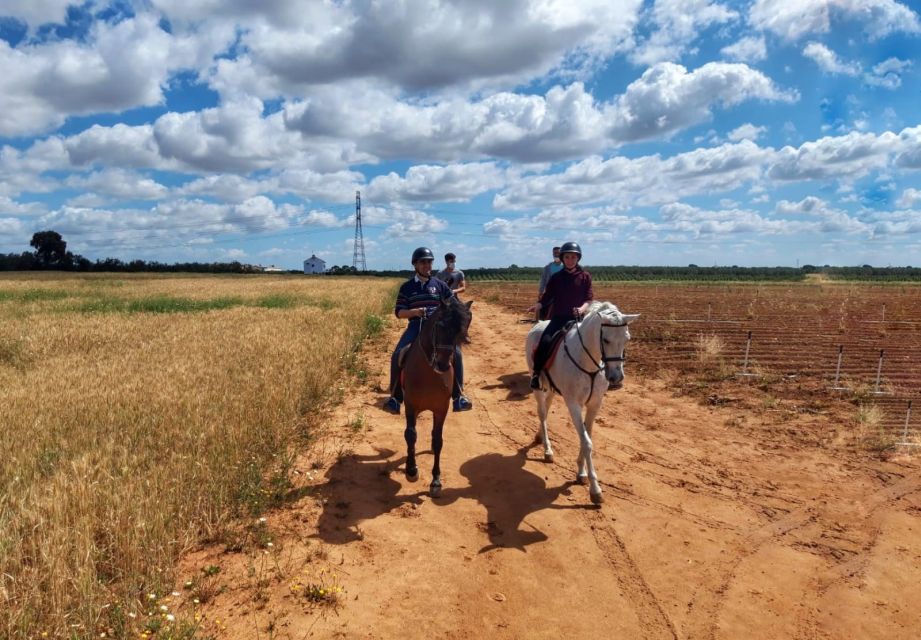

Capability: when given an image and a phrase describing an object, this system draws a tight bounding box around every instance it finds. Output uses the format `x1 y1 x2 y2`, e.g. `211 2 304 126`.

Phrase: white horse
525 301 639 505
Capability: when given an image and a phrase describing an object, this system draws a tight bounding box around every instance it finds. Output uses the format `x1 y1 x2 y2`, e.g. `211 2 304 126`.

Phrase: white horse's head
583 301 640 390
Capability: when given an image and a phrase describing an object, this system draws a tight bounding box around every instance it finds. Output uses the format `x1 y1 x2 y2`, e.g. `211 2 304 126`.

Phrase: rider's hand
527 302 541 313
573 307 583 319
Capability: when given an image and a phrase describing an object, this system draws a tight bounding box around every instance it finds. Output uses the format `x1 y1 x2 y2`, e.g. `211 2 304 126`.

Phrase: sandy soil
178 300 921 640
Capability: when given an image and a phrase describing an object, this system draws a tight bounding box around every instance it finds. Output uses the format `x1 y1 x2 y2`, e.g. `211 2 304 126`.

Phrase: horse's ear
622 313 641 324
465 300 473 309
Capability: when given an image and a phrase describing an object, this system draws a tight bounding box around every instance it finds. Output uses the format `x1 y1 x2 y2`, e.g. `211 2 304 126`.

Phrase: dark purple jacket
538 266 593 320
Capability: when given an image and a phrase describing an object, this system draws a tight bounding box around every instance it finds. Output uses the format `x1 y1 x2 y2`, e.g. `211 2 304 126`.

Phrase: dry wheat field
0 273 396 638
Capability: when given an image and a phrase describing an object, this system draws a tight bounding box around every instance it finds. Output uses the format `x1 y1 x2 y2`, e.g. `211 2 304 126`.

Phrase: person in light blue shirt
536 246 562 320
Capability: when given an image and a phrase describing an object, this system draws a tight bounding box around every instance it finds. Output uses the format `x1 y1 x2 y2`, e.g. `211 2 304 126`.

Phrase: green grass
76 295 244 314
0 288 73 302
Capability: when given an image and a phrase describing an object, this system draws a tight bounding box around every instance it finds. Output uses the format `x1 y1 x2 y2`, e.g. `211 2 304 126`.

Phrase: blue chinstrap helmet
559 241 582 257
411 247 435 264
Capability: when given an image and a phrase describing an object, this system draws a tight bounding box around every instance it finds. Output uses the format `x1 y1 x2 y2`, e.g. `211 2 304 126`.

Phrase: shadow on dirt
314 443 587 552
480 371 532 401
313 447 424 544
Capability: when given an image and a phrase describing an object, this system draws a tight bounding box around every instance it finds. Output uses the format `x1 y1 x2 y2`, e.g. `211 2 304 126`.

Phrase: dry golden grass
0 273 397 638
694 333 725 365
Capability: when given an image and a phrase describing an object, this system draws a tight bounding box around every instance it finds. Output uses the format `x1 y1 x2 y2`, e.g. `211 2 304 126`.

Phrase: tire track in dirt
469 304 681 640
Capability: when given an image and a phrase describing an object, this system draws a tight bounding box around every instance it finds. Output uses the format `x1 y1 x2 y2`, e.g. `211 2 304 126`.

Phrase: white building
303 254 326 274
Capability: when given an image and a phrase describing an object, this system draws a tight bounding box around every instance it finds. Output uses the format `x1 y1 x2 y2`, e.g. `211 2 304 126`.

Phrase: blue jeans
389 321 464 401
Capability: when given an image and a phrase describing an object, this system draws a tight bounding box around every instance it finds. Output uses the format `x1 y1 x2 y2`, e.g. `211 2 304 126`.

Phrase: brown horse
401 296 473 497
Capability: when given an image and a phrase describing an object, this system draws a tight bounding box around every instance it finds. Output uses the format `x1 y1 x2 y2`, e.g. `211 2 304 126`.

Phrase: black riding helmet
411 247 435 264
559 241 582 258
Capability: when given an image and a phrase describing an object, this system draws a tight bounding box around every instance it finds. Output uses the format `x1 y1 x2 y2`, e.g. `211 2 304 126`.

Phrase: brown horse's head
426 297 473 372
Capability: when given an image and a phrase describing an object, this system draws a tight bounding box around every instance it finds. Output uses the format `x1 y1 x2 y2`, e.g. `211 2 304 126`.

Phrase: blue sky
1 0 920 270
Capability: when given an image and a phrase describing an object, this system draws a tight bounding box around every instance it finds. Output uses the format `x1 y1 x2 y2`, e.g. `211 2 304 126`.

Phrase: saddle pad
531 326 569 370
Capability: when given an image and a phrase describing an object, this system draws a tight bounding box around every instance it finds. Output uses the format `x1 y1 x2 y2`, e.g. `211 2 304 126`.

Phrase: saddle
397 344 412 368
531 321 575 370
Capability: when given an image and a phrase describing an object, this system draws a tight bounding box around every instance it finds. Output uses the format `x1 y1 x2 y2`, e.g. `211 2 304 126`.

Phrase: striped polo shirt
394 274 454 325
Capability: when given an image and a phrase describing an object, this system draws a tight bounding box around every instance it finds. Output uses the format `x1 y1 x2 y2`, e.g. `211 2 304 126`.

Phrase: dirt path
180 300 921 639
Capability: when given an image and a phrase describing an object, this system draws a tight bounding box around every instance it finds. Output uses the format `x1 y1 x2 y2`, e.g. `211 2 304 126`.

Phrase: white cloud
494 126 920 211
605 62 796 143
65 168 169 202
866 210 921 236
750 0 921 41
65 124 164 169
204 0 643 97
361 205 448 239
0 196 45 217
34 196 302 252
0 1 73 29
284 64 792 163
895 125 921 168
773 196 867 233
769 130 899 181
865 57 912 89
896 188 921 209
0 14 227 137
802 42 861 76
300 210 350 228
632 0 738 65
727 123 766 142
660 202 802 236
720 36 767 62
0 216 26 237
494 140 772 210
366 163 506 203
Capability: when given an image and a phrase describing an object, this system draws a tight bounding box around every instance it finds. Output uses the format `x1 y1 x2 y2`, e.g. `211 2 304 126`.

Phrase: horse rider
435 252 466 295
384 247 473 413
526 241 594 390
536 246 562 320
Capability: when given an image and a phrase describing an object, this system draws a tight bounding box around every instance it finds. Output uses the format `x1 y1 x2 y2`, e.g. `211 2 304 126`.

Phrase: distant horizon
1 2 920 269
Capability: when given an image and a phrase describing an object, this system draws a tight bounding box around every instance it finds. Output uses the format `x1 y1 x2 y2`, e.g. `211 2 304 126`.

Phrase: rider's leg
531 317 565 388
389 322 420 402
452 347 472 411
452 346 464 399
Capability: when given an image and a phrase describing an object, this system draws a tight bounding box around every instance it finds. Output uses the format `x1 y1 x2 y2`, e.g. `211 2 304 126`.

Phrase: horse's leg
404 404 419 481
565 397 601 504
581 393 605 504
429 408 447 497
535 389 554 462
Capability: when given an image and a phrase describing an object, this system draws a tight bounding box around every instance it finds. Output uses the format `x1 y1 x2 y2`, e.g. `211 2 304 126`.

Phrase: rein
563 317 627 404
420 312 458 371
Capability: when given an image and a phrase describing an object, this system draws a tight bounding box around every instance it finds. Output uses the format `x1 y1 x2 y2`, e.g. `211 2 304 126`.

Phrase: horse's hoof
575 474 587 485
406 468 419 482
543 452 554 463
429 482 442 498
590 491 604 505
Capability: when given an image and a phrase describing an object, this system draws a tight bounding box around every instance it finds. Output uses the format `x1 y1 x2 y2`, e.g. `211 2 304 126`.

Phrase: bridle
563 315 628 404
422 310 461 371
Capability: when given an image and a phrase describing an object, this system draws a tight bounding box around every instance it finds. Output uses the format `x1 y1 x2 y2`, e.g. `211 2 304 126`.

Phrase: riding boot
529 372 541 389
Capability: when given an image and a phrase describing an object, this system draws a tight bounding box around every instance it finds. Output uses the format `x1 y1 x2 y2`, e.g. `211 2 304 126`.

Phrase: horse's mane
440 296 473 342
585 300 621 317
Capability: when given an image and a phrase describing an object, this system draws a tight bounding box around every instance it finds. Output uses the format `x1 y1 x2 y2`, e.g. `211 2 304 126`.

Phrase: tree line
1 231 277 273
5 231 920 280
